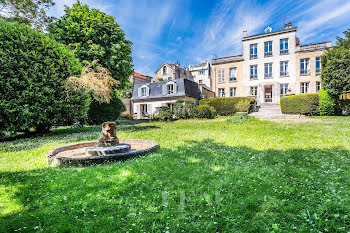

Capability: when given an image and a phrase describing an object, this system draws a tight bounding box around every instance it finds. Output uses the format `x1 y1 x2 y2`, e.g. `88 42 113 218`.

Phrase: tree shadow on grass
1 139 350 232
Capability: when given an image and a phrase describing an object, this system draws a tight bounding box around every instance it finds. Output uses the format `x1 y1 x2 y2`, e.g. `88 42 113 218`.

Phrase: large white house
188 62 212 90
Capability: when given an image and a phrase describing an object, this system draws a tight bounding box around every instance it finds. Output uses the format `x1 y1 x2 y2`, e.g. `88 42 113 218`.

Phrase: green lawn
1 117 350 232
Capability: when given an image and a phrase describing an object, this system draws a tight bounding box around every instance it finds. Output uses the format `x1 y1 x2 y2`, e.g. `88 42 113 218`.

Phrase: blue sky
49 0 350 76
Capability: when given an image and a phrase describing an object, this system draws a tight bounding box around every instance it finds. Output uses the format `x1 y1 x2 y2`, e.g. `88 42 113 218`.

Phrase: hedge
194 105 216 119
280 94 319 115
199 97 255 115
0 21 90 134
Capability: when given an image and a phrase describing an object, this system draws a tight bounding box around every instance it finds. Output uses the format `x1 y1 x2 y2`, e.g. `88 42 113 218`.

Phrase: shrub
280 94 319 115
199 97 255 116
338 100 350 116
0 21 90 134
318 89 335 116
195 105 216 119
154 106 173 121
235 100 251 112
227 114 251 123
87 95 125 124
173 100 195 119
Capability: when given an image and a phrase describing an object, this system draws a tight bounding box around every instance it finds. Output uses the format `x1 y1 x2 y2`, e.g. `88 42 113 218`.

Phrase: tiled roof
133 72 147 79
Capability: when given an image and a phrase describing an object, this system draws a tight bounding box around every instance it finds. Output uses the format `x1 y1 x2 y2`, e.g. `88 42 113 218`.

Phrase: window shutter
146 86 150 96
173 83 177 94
162 84 167 95
138 87 141 97
147 104 152 114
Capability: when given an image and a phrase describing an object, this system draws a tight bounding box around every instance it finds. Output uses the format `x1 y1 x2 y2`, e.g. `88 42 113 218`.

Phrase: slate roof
131 78 201 100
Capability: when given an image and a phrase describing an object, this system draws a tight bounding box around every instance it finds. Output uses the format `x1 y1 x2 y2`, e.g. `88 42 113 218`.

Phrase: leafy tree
0 21 90 134
0 0 55 29
321 29 350 97
48 1 133 87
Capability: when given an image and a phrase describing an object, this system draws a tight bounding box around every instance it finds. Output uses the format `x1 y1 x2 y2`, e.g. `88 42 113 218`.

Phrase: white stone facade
188 62 212 90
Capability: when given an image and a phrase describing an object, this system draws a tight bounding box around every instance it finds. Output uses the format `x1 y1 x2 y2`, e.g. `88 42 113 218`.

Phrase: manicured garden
1 117 350 232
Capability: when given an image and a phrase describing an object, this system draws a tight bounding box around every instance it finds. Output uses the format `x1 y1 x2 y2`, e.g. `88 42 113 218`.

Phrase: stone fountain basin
47 139 159 167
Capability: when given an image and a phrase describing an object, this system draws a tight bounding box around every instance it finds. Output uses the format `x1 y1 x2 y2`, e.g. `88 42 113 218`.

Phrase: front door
140 104 148 119
265 86 272 102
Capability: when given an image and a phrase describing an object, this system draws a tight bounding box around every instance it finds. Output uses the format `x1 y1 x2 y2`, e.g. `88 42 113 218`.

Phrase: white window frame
218 88 225 97
218 69 225 83
250 65 257 80
250 86 258 96
250 44 258 59
229 67 237 82
280 38 289 54
280 61 289 76
230 87 237 97
162 66 167 75
264 63 272 78
300 59 310 75
300 82 309 94
199 70 205 75
280 84 288 97
139 85 149 97
316 57 321 73
316 81 321 92
264 41 272 56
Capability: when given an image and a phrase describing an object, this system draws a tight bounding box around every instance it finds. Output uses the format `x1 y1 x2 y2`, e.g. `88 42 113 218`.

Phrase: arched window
163 66 167 75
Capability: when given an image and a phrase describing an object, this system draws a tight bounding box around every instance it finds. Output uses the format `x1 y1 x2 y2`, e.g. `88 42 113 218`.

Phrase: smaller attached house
154 61 192 81
131 78 201 119
188 62 212 90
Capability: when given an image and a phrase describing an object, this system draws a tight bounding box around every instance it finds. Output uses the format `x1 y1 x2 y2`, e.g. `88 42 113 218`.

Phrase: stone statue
98 121 119 147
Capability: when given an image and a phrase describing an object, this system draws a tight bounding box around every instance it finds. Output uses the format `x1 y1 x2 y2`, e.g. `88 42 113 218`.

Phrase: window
316 57 321 73
250 65 257 79
264 63 272 78
280 61 289 76
229 67 237 82
300 82 309 94
230 87 237 97
250 86 258 96
218 69 225 83
300 58 310 75
140 87 147 97
250 44 257 59
264 41 272 56
199 70 205 75
280 84 289 96
316 81 321 92
167 83 174 94
218 88 225 97
163 66 167 75
168 77 172 81
280 39 289 54
199 80 203 84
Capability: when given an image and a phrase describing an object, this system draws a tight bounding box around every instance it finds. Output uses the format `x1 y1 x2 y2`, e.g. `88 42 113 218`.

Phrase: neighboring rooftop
133 72 147 79
212 55 243 65
132 78 201 100
242 23 297 41
297 41 332 53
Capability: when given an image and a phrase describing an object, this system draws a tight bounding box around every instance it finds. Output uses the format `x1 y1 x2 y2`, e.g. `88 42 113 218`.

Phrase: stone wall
122 98 131 115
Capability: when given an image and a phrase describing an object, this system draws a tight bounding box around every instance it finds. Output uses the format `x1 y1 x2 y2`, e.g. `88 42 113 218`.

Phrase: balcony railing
264 73 272 78
250 74 257 80
250 54 257 59
280 71 289 77
300 69 310 75
316 68 321 74
264 51 272 57
280 49 289 55
229 77 237 82
299 42 332 51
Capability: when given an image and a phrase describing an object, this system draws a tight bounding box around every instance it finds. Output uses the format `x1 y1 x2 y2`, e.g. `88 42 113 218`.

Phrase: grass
1 117 350 232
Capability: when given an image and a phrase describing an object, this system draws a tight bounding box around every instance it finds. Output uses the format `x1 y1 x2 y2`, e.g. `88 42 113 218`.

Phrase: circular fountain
47 122 159 167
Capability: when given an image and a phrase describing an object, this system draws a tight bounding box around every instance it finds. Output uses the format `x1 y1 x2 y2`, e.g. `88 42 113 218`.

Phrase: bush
87 95 125 124
154 106 173 121
338 100 350 116
199 97 255 116
173 100 195 119
280 94 319 115
195 105 217 119
0 21 90 134
227 114 251 123
318 89 336 116
235 100 251 112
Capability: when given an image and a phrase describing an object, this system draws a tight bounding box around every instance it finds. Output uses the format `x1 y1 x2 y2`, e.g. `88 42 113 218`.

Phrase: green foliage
318 89 336 116
0 0 55 29
87 94 125 124
173 100 195 119
199 97 255 115
235 100 251 112
227 113 251 123
321 29 350 97
116 80 134 98
154 106 173 121
48 1 133 87
194 105 216 119
0 21 90 133
280 94 319 115
337 100 350 116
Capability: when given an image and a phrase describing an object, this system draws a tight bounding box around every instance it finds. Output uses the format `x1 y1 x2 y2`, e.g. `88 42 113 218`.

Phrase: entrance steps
249 103 307 119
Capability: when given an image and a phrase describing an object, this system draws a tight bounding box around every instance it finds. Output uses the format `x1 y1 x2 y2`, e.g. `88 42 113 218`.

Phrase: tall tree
48 1 133 87
321 29 350 97
0 0 54 29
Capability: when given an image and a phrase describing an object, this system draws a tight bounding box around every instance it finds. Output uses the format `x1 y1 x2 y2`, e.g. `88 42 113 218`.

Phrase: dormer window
167 83 174 94
141 87 147 96
163 66 167 75
138 85 149 97
162 81 176 95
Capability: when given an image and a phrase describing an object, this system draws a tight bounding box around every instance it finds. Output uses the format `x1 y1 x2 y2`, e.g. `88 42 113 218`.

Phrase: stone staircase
249 103 306 119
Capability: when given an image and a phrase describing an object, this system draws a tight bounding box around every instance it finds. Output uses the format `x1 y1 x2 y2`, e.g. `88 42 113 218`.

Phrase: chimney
243 30 247 37
284 22 292 29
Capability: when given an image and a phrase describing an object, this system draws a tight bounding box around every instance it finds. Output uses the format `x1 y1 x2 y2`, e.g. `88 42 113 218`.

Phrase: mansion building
212 23 331 105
